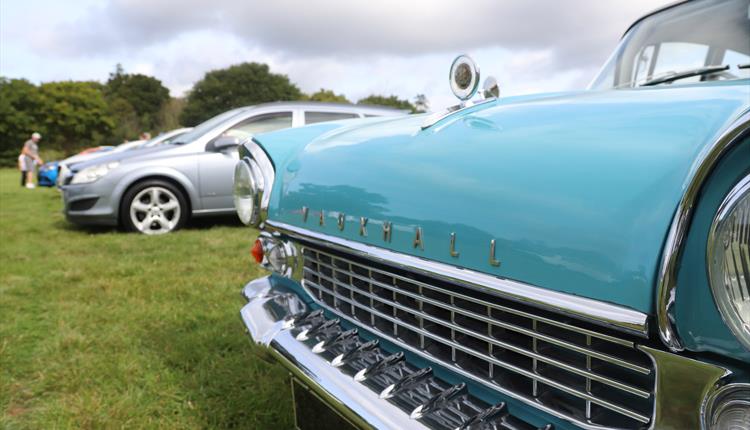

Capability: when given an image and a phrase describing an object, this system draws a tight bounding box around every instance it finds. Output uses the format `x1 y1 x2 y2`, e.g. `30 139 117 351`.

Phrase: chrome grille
301 245 655 429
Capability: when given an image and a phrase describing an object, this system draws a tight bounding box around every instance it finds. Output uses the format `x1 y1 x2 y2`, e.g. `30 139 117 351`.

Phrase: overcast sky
0 0 671 110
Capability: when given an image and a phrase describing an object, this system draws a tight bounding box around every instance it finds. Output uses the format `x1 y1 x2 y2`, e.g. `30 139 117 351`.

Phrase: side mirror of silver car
208 135 240 152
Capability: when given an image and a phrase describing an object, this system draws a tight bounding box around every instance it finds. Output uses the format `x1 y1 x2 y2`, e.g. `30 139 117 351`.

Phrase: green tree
158 97 187 131
0 78 45 165
180 62 303 126
304 88 350 103
107 96 140 144
104 64 170 132
38 81 115 153
357 94 416 112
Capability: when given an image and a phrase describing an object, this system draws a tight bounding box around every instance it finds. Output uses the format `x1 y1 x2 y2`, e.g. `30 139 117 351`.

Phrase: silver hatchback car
60 102 405 234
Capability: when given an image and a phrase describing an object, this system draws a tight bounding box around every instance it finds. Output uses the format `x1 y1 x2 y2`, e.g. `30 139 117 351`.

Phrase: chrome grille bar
311 247 636 347
309 256 649 374
301 246 656 428
308 268 650 397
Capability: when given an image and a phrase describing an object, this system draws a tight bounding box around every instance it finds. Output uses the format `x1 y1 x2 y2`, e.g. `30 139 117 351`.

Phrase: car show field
0 169 293 428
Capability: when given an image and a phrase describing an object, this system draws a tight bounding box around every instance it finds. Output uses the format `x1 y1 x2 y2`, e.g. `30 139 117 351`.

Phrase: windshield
590 0 750 89
171 108 248 145
140 129 191 148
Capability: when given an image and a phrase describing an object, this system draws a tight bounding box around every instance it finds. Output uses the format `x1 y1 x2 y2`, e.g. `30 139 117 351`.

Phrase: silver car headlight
70 162 120 185
707 174 750 351
233 159 262 225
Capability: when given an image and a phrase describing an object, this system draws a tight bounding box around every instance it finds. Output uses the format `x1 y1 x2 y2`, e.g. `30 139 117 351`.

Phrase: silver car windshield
589 0 750 89
171 108 248 145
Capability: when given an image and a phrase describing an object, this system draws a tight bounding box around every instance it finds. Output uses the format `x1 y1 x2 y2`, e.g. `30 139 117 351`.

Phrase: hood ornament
423 54 499 129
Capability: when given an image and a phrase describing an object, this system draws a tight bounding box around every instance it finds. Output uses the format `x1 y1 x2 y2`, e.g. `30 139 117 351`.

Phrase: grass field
0 169 294 429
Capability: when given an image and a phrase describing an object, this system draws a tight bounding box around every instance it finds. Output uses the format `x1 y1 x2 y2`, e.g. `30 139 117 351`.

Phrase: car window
305 111 359 125
654 43 710 82
590 0 750 89
631 42 711 85
172 108 246 145
222 112 293 141
723 49 750 79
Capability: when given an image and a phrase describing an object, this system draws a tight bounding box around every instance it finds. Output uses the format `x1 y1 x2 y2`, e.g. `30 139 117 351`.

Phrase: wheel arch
114 169 199 225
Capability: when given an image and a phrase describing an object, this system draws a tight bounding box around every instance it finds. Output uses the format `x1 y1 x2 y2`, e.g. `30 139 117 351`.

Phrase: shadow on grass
186 215 244 230
53 215 244 235
54 219 119 234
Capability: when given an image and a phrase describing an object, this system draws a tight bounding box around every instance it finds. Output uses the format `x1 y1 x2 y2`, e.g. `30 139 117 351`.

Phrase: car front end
59 145 185 227
60 160 127 226
235 95 749 429
234 2 750 429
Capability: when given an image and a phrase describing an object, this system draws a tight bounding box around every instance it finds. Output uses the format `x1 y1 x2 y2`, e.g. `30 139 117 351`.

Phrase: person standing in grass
18 153 27 187
21 132 43 189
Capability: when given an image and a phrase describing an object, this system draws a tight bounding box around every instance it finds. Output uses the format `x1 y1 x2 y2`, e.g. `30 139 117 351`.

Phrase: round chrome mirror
449 55 480 101
482 76 500 99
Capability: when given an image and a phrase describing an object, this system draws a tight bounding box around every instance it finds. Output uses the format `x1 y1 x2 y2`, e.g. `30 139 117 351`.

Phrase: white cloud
1 0 673 110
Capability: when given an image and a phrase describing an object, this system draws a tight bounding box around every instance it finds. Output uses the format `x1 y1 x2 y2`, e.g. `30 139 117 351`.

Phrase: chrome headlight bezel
702 383 750 430
707 174 750 351
233 138 275 226
69 162 119 185
449 54 480 101
233 159 261 225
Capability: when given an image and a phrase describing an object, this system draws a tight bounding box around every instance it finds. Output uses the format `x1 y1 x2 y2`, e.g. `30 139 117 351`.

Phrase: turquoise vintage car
234 1 750 429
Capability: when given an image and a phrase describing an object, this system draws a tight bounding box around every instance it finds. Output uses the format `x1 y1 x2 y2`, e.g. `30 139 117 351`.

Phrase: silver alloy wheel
129 186 181 235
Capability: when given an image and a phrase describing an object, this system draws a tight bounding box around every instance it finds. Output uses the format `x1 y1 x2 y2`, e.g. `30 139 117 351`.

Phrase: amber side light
251 239 264 264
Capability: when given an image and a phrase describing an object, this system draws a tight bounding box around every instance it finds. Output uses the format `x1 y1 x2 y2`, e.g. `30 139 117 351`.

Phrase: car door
198 111 293 211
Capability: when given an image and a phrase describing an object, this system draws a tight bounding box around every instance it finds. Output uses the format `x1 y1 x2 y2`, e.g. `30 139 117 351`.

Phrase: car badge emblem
382 221 392 242
449 232 460 258
413 227 424 250
489 239 501 267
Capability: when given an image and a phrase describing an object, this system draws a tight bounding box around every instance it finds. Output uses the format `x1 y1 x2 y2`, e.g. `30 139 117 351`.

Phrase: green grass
0 169 294 429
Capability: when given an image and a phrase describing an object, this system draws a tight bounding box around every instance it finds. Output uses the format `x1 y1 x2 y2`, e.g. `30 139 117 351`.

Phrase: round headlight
233 159 260 225
707 174 750 351
703 384 750 430
449 55 480 101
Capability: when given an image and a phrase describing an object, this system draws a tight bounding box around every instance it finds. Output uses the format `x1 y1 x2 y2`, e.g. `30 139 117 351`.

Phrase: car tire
121 179 188 235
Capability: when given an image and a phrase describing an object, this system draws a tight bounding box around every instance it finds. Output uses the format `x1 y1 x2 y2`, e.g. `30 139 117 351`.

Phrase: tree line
0 62 428 165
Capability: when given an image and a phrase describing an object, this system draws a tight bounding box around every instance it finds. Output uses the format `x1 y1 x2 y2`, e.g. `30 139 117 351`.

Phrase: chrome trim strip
656 111 750 351
421 97 496 130
265 220 649 337
240 138 275 225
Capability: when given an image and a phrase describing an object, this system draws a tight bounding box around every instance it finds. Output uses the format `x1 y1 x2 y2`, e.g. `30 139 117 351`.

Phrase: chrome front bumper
241 276 429 430
240 275 741 430
240 276 551 430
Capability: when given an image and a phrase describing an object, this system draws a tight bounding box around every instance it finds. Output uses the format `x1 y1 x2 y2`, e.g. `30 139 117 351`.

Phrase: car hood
68 144 177 171
256 82 750 314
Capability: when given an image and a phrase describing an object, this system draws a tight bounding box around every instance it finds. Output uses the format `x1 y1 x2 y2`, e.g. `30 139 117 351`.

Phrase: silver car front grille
301 245 655 429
